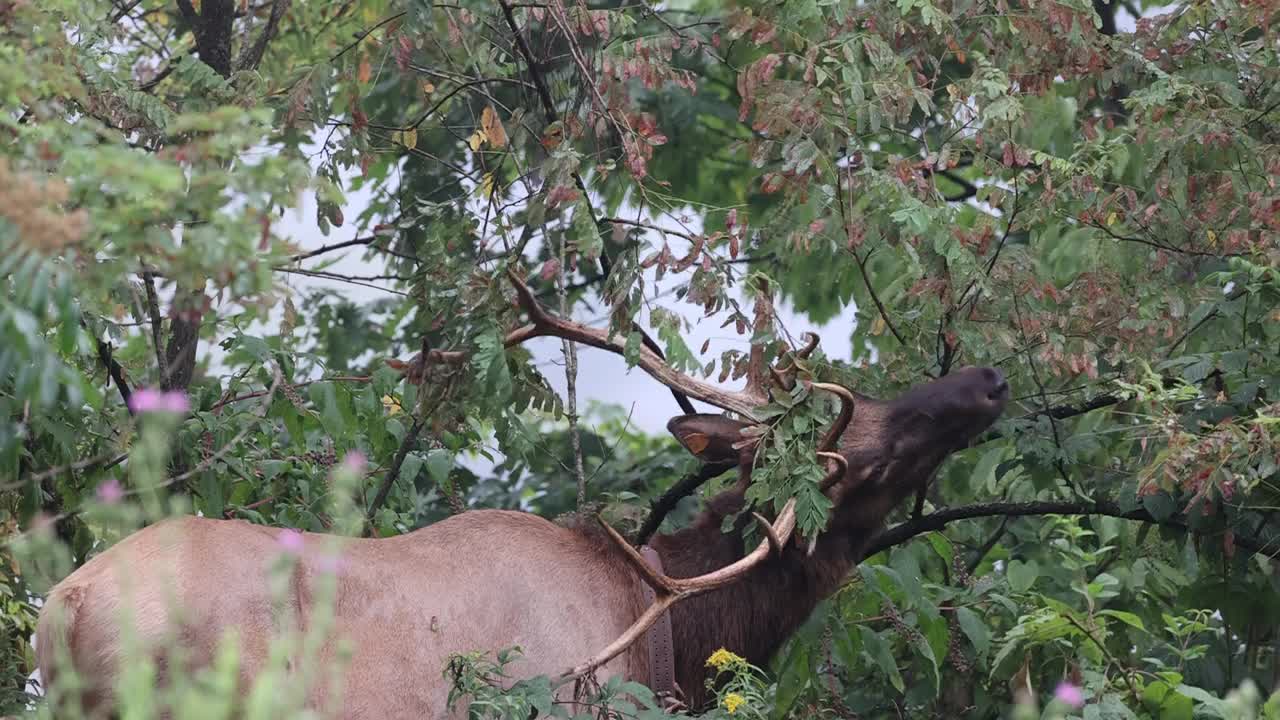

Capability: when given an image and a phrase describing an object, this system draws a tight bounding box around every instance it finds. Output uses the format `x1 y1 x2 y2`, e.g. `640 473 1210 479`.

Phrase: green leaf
1099 609 1146 633
925 532 954 567
1143 680 1193 720
1006 559 1039 593
473 326 513 406
955 607 991 658
771 637 810 720
972 443 1008 494
831 619 862 669
1083 694 1139 719
858 626 904 693
309 382 350 440
915 612 946 696
398 453 425 483
889 547 930 615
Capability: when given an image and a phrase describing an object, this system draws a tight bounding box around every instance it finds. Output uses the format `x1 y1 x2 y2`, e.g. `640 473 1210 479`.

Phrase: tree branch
141 268 168 384
495 0 558 125
236 0 290 72
366 417 424 534
862 499 1275 560
634 461 735 546
966 516 1009 573
1038 393 1122 420
94 338 134 414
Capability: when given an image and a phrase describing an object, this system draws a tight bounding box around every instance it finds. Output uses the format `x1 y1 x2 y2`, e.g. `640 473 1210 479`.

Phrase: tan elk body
36 272 1009 719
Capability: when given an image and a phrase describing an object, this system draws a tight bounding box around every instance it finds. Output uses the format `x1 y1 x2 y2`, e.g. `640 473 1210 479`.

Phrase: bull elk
34 269 1009 718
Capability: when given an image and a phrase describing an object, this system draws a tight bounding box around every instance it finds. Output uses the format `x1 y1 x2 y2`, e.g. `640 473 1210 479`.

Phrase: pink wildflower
316 553 345 575
129 388 190 414
341 451 367 474
277 528 305 554
1054 682 1085 709
96 478 124 504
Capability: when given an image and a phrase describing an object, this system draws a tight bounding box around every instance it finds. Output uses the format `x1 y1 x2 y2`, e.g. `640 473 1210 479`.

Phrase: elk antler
561 382 856 681
769 332 820 393
392 270 834 421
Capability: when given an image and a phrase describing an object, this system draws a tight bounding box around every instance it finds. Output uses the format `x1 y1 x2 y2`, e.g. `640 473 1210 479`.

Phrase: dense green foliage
2 0 1279 717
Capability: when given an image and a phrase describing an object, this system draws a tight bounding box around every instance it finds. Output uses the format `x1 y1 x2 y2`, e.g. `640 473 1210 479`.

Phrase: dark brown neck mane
642 397 982 709
648 487 861 710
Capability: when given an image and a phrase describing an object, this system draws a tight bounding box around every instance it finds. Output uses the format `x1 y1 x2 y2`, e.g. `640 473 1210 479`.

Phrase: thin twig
8 453 130 491
558 233 589 508
330 11 406 62
208 375 370 411
1064 614 1142 704
850 248 907 346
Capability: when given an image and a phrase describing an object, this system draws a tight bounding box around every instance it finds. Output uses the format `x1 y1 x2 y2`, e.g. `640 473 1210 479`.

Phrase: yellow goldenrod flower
722 692 745 714
705 648 744 671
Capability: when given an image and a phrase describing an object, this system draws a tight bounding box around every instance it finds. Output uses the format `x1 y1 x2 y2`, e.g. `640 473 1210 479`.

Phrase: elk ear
666 414 758 464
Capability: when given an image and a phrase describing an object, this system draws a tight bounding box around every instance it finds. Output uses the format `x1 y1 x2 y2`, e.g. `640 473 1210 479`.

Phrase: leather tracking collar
638 545 677 702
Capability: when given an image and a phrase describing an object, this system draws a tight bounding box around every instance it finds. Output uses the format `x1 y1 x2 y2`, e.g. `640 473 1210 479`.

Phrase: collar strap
638 545 676 700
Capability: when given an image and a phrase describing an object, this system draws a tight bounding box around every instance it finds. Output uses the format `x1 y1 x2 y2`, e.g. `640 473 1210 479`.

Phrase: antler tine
794 332 820 361
595 517 680 596
768 332 822 393
752 511 786 556
808 381 855 452
816 451 848 492
564 598 679 680
675 498 797 591
565 498 797 680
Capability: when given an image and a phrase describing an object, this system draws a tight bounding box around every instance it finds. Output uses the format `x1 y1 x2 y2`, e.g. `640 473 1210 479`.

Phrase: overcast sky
245 151 862 442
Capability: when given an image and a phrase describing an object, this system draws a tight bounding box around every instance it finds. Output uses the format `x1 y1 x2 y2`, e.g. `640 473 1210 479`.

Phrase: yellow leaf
402 127 417 150
357 55 372 84
1207 230 1217 246
871 315 886 336
481 172 495 197
481 105 508 149
1106 211 1117 226
468 130 486 151
381 395 402 415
